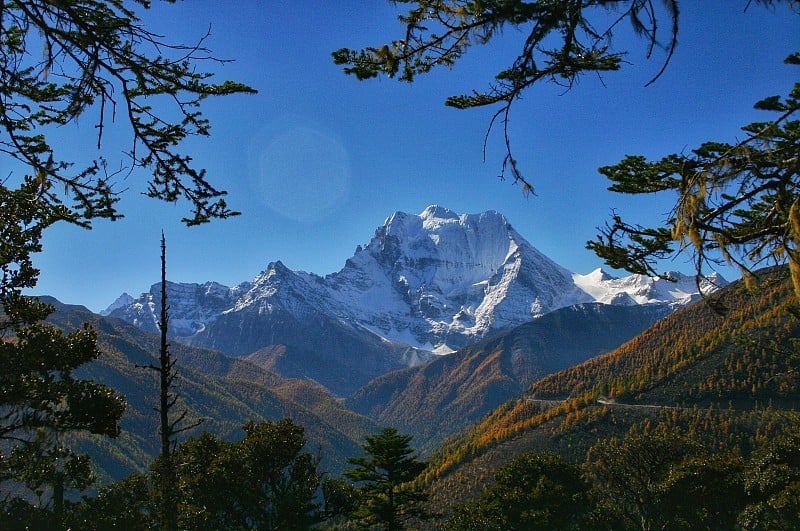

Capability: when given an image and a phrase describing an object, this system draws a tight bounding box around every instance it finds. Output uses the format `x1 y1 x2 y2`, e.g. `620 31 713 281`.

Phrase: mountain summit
323 205 587 352
107 206 724 359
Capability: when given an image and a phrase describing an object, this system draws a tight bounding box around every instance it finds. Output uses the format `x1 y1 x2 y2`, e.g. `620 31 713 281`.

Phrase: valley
46 251 800 529
11 208 800 528
3 1 798 527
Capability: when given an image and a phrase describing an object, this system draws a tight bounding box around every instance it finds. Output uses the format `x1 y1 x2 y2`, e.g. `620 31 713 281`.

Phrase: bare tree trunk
157 233 177 531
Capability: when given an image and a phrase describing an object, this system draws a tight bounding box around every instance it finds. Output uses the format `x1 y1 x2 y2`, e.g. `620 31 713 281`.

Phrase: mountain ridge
39 298 381 484
419 266 799 508
106 206 723 349
346 301 671 450
104 206 726 395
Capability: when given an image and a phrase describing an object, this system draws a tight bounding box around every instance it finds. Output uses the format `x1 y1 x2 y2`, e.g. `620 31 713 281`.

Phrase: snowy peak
228 261 327 320
105 206 725 355
100 292 134 316
572 269 728 308
370 206 522 288
323 207 590 351
420 204 459 221
104 280 247 337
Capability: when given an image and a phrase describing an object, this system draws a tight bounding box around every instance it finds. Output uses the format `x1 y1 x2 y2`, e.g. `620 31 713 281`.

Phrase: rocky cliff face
105 206 725 394
321 205 590 352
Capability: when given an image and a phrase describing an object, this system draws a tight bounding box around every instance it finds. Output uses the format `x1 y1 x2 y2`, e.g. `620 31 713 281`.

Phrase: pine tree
345 427 429 529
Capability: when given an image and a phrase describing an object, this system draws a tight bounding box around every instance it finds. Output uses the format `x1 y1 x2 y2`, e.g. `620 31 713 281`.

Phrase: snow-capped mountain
104 281 251 337
322 205 589 352
106 206 726 357
572 268 725 308
101 292 135 316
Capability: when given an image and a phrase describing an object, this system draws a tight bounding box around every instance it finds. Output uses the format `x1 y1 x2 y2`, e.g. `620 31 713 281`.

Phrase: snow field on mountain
106 206 725 353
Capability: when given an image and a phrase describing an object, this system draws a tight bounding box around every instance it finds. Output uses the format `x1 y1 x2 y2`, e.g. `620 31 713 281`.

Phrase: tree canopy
1 179 126 515
1 0 253 521
447 451 590 529
587 72 800 290
345 427 429 529
170 419 323 530
1 0 256 228
0 308 126 518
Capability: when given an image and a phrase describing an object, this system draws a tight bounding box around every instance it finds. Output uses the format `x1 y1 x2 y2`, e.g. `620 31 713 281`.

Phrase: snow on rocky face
106 280 250 337
323 205 589 352
572 268 726 308
105 206 726 354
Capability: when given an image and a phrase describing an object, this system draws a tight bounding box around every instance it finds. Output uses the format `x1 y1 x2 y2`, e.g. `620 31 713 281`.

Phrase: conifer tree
1 0 256 228
172 419 324 530
345 427 429 529
0 179 126 523
1 1 252 520
333 0 685 191
145 234 202 531
588 59 800 292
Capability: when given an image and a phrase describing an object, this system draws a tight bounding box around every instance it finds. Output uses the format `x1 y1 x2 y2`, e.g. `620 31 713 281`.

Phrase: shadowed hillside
348 302 669 450
42 299 381 485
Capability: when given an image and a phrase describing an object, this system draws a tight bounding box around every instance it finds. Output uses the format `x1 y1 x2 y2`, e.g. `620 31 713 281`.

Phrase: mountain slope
42 299 381 485
323 205 588 351
347 302 670 450
188 293 428 397
105 206 722 396
419 266 800 506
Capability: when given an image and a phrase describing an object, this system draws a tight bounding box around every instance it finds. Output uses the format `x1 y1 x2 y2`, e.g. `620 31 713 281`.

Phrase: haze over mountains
104 206 725 396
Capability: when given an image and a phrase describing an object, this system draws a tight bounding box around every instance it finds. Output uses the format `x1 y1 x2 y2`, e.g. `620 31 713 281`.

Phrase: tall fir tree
345 427 429 529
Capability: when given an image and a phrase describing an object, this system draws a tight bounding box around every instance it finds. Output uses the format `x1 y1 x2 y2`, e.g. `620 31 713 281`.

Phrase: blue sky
29 1 799 312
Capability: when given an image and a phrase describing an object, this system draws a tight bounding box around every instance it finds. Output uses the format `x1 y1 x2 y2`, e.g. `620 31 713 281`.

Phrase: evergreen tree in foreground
2 1 253 521
345 427 428 529
0 177 127 525
174 419 323 530
447 451 590 530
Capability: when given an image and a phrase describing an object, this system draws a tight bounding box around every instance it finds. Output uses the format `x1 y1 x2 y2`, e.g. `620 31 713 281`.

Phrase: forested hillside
420 267 800 521
348 302 668 450
44 299 380 484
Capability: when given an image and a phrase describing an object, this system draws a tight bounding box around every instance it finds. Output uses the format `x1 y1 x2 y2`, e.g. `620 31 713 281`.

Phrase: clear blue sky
29 1 799 312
